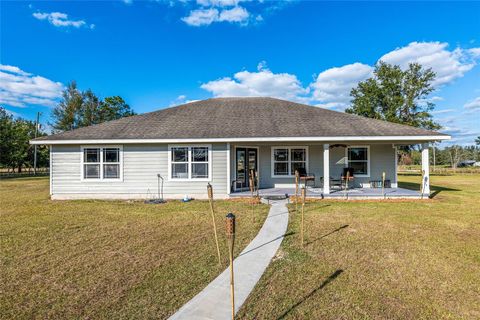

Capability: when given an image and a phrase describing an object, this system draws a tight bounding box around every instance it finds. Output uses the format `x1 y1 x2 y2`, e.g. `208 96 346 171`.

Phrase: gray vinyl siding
51 143 228 199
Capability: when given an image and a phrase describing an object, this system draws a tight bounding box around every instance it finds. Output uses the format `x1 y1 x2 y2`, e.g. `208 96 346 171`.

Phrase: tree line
0 82 135 172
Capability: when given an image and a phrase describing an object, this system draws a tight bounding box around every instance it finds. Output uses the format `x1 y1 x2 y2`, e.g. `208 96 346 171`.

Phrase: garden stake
382 171 386 199
207 183 221 266
344 171 350 200
249 169 255 222
255 170 260 198
295 170 299 213
301 186 306 247
225 213 236 320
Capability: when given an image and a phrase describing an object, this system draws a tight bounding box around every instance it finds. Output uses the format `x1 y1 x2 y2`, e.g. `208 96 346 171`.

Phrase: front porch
230 186 422 199
228 142 431 200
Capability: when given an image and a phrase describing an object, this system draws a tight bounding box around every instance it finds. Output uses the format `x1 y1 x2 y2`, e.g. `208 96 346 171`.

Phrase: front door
235 148 258 190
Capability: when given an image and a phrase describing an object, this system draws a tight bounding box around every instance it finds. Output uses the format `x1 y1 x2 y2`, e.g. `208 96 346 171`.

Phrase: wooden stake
295 170 299 213
207 183 221 266
382 171 386 198
301 186 306 247
249 169 255 222
226 213 236 320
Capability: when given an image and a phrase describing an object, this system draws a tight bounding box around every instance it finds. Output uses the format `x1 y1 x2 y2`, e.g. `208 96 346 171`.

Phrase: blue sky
1 0 479 145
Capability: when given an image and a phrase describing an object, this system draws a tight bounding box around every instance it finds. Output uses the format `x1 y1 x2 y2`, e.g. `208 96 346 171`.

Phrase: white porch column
323 144 330 194
226 143 231 195
421 143 430 195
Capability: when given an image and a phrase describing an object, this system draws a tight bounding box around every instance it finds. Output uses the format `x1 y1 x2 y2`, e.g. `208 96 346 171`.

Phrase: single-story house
31 97 450 200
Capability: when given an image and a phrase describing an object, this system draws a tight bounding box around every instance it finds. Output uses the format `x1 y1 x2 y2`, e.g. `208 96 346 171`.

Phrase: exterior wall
328 144 397 188
230 143 397 190
51 143 229 200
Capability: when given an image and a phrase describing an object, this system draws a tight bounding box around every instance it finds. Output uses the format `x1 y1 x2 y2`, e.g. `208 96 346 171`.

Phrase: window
169 145 211 180
347 146 369 176
272 147 308 177
82 146 122 180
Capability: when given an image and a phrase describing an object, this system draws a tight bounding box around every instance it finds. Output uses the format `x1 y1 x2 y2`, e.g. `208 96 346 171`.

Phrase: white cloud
201 63 309 102
464 97 480 111
196 0 240 7
310 63 373 110
182 8 219 26
182 5 250 26
379 42 480 86
32 11 94 29
431 108 455 115
218 6 249 23
0 64 63 108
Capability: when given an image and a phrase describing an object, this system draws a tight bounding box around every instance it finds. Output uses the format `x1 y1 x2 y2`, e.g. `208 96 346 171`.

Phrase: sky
1 0 479 146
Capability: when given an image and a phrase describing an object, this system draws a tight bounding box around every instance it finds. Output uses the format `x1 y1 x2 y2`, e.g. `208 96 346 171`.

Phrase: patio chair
341 167 355 189
296 168 315 187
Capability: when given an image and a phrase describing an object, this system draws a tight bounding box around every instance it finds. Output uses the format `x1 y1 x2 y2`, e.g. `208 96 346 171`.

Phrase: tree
445 145 465 169
346 62 440 130
51 81 83 132
0 107 49 172
476 136 480 145
51 82 135 132
98 96 135 123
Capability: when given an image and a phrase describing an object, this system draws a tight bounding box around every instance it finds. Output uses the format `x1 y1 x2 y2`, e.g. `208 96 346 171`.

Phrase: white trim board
31 135 451 145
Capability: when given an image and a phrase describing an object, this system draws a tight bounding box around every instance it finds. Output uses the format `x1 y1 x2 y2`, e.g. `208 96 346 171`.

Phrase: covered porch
228 142 431 199
230 186 422 199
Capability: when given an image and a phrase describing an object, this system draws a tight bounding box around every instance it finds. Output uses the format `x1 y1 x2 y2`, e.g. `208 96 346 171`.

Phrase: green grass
237 174 480 319
0 177 268 319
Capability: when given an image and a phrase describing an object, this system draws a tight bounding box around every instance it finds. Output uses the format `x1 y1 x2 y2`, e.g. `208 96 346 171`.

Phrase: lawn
0 177 269 319
237 174 480 319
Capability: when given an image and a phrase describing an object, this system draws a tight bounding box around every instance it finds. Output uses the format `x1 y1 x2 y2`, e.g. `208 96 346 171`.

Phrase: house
31 97 450 200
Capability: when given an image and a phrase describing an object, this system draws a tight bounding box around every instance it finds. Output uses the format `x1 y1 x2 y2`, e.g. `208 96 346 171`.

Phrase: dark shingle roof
35 97 448 141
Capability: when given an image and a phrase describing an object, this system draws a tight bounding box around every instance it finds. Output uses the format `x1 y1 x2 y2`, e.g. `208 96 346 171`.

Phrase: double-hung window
169 145 211 181
272 147 308 177
82 146 122 180
346 146 370 177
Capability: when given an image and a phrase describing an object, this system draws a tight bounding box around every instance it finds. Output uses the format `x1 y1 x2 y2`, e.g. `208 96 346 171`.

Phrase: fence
0 167 50 179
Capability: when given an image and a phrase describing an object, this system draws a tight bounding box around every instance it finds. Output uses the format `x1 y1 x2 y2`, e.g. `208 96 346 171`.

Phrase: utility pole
34 112 40 175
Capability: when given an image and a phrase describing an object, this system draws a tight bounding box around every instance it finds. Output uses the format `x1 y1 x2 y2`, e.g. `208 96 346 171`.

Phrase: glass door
235 148 258 190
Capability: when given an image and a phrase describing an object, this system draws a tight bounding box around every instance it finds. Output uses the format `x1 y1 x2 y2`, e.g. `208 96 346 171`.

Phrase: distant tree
79 89 101 127
445 145 465 169
98 96 135 123
346 62 440 131
0 107 15 168
476 136 480 145
51 82 135 132
0 107 48 172
51 81 83 132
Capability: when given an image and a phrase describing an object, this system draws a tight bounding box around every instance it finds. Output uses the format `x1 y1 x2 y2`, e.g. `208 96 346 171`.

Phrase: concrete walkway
169 199 289 320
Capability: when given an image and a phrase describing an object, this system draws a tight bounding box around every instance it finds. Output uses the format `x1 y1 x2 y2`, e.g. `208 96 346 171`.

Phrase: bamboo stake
207 183 221 266
295 170 299 213
249 169 255 222
382 171 386 199
301 186 306 247
344 171 350 199
226 213 236 320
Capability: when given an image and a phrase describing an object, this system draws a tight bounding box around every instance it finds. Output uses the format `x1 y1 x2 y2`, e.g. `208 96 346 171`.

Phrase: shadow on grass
305 224 349 246
276 269 344 320
398 181 461 199
239 231 295 257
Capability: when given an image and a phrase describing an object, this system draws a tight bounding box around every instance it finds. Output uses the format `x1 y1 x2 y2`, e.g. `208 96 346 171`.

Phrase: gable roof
33 97 449 144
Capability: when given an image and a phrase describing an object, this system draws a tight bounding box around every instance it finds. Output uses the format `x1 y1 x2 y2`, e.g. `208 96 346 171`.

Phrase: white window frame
271 146 309 178
168 144 212 181
345 145 370 177
80 145 123 182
